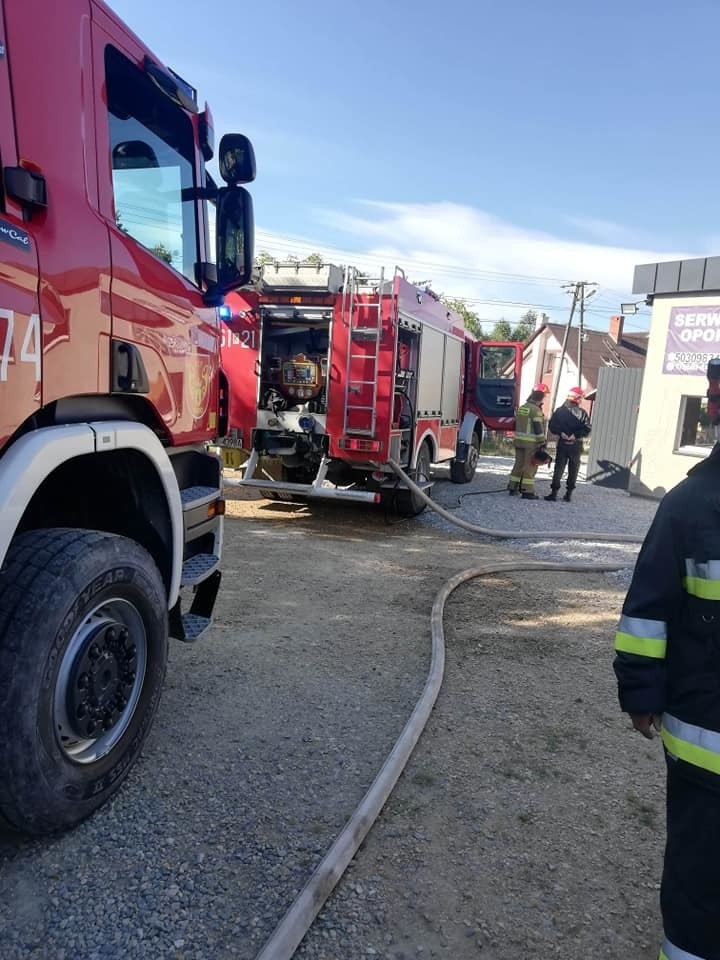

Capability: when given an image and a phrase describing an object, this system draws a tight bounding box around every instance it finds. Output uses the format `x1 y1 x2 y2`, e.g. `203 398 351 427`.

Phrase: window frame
480 345 517 381
674 394 717 457
104 45 202 286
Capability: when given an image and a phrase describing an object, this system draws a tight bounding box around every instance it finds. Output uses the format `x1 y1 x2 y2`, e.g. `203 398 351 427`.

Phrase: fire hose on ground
254 462 647 960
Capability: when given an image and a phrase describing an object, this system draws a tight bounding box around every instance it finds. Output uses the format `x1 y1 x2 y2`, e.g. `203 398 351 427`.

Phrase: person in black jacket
614 359 720 959
544 386 591 502
614 437 720 960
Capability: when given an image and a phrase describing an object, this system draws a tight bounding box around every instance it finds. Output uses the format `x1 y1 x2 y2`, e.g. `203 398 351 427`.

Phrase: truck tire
450 429 481 484
0 529 168 835
395 442 432 517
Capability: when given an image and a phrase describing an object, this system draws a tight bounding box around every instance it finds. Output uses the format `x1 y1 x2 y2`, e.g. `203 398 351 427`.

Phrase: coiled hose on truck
254 462 647 960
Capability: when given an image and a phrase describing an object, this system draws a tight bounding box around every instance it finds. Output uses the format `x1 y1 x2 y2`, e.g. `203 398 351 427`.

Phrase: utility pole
550 283 579 414
577 282 597 390
550 281 597 414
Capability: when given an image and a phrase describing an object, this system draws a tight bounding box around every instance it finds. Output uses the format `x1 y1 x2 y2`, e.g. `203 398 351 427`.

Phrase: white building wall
631 292 717 497
521 330 591 403
519 332 547 400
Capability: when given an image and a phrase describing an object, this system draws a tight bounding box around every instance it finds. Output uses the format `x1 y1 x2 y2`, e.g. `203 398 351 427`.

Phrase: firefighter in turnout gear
544 386 591 502
614 359 720 960
507 383 549 499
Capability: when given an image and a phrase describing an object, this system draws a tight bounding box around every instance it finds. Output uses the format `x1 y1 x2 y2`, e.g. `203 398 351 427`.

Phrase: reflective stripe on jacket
660 935 706 959
513 399 545 447
614 443 720 780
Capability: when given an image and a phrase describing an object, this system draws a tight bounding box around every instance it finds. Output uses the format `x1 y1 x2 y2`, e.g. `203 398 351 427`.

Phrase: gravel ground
0 462 665 959
421 455 660 589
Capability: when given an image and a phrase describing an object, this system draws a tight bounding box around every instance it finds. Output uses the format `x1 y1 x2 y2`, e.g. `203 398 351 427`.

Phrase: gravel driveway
0 461 663 959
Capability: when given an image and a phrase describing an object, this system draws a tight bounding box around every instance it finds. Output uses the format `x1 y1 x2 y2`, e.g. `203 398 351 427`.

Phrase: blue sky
108 0 720 333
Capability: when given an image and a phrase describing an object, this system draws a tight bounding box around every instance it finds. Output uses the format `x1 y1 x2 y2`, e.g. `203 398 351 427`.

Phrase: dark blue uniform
547 400 591 500
615 446 720 960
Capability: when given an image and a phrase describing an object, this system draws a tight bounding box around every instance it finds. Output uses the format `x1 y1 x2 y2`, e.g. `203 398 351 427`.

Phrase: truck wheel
396 442 432 517
450 429 481 484
0 529 168 835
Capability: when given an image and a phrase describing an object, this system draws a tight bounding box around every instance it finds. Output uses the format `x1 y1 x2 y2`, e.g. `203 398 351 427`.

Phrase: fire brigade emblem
184 350 213 421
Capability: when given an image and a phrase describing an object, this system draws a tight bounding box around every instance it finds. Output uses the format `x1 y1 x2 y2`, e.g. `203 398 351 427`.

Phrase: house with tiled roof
517 315 648 412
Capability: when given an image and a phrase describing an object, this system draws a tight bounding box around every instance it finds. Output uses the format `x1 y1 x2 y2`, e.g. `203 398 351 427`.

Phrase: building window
675 396 716 455
543 351 554 374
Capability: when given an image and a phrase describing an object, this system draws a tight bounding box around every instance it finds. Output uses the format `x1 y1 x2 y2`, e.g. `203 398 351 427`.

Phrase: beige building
630 258 720 498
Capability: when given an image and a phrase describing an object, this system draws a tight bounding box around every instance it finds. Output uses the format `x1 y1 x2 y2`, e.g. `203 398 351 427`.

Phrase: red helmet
708 358 720 424
533 382 550 394
567 386 584 403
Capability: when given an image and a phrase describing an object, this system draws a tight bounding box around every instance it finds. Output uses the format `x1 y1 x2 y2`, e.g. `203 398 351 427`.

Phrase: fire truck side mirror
208 185 254 302
218 133 256 185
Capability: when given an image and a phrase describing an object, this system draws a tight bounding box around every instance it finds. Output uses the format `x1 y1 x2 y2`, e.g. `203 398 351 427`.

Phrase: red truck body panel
221 267 522 498
0 0 220 449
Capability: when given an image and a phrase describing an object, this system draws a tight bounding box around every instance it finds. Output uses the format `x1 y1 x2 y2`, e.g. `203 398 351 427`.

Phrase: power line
253 230 655 331
254 231 581 287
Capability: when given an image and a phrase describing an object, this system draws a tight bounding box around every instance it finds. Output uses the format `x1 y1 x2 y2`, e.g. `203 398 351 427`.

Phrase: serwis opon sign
663 306 720 375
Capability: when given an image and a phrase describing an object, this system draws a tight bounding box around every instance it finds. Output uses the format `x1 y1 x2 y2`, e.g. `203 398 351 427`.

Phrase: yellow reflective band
659 952 668 960
662 726 720 776
614 631 667 659
684 575 720 599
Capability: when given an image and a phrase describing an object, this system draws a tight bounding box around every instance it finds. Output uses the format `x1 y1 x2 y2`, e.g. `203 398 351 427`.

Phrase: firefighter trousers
508 445 538 493
549 442 582 493
660 756 720 960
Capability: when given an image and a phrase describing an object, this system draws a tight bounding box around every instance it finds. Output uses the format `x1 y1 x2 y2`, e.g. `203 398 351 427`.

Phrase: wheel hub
66 623 138 738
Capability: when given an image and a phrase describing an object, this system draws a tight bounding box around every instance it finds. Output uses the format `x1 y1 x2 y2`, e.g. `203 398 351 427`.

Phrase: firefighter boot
563 490 572 502
521 492 539 500
544 491 558 501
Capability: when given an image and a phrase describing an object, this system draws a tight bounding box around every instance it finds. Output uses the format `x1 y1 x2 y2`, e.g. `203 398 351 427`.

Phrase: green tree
488 318 512 341
475 310 550 343
439 296 483 338
150 242 176 265
514 309 537 340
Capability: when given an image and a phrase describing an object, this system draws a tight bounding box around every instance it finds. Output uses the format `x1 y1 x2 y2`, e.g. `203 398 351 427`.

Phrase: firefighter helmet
533 382 550 394
567 386 584 403
531 446 553 466
707 358 720 424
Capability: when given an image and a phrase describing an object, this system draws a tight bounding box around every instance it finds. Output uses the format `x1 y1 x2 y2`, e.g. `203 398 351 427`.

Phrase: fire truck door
0 1 41 448
98 37 218 445
475 344 520 420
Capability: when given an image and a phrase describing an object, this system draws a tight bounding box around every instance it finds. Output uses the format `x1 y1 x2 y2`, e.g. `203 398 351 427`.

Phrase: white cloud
255 201 698 331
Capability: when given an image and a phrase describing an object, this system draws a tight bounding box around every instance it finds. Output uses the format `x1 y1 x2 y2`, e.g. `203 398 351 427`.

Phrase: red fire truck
0 0 254 833
219 262 522 514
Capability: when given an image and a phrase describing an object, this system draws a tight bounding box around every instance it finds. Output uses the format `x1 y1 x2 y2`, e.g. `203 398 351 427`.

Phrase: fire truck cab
0 0 254 834
220 262 522 514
